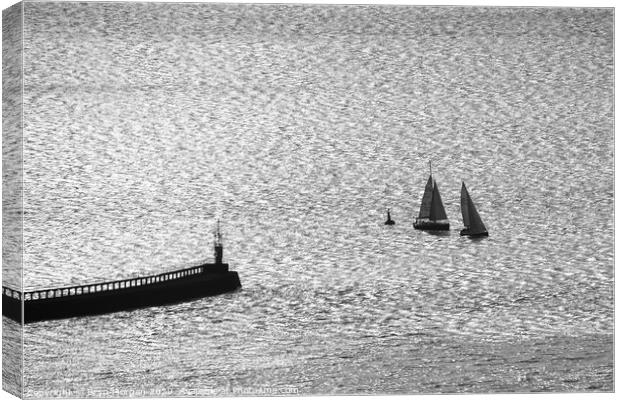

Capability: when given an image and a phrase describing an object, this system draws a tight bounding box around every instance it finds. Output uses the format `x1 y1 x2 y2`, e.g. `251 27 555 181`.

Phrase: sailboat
413 162 450 231
460 182 488 237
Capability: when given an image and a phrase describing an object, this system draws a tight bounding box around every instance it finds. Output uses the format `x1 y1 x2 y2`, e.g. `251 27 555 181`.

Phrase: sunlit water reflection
4 4 613 395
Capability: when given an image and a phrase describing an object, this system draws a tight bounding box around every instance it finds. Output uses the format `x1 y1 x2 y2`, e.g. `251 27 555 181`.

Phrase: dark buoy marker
384 208 395 225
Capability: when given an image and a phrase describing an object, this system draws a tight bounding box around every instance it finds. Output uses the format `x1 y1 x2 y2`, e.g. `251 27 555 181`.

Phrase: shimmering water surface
5 3 614 396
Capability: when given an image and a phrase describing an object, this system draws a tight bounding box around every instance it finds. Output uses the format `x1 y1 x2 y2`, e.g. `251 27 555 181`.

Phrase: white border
0 1 616 400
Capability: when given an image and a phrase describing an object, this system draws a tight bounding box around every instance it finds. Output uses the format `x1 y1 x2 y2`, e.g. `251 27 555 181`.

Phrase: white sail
417 175 433 219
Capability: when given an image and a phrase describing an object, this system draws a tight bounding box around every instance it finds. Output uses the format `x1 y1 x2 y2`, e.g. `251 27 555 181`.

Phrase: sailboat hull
413 220 450 231
460 229 488 237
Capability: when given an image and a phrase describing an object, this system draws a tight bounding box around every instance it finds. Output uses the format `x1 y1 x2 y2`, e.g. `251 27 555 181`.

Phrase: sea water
3 3 613 395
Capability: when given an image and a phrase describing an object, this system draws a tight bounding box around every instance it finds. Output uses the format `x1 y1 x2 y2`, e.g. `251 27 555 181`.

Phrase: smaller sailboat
413 161 450 231
460 182 488 237
384 209 395 225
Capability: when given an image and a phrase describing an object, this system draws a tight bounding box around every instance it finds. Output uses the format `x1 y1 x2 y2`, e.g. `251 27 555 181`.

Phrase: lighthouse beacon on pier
214 219 224 265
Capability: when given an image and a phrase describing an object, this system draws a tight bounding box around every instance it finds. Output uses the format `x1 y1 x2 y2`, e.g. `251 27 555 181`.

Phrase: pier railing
2 264 212 302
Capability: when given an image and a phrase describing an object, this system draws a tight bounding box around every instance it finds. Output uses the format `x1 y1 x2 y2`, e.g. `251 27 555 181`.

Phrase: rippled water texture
6 3 614 395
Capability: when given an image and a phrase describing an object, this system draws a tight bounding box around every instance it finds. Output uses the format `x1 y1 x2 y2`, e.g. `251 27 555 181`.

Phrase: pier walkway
2 263 217 302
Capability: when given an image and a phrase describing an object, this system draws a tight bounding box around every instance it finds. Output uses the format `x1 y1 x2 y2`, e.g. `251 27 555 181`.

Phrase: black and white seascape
4 2 613 396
